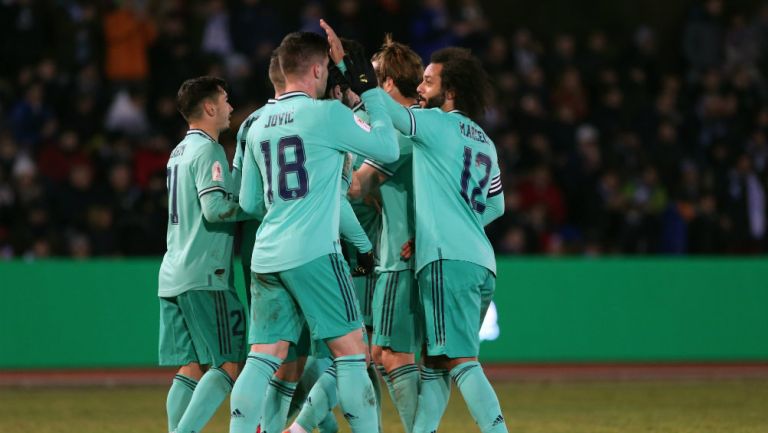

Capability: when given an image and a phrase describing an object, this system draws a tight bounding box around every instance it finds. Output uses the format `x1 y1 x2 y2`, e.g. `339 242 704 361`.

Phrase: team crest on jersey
212 161 223 181
353 113 371 132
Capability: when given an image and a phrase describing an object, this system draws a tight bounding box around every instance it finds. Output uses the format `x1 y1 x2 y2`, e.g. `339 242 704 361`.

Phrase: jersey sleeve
193 144 232 198
324 88 399 163
339 195 372 253
363 136 413 177
483 152 504 225
378 95 442 148
233 123 246 172
239 141 267 220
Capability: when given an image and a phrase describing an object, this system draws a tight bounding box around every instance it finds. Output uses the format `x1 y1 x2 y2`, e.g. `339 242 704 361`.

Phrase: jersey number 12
460 146 491 213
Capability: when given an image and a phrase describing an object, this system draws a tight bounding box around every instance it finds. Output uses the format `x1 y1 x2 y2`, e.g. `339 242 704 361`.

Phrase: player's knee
381 348 416 371
327 328 367 357
371 345 383 365
178 362 204 380
217 361 240 381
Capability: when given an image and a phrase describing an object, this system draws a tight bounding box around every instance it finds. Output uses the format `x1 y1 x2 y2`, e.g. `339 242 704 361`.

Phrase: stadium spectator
1 0 768 257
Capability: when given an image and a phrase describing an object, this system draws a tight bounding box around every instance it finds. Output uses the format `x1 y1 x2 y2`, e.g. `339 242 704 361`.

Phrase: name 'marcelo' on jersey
158 129 238 297
239 88 399 273
380 99 504 274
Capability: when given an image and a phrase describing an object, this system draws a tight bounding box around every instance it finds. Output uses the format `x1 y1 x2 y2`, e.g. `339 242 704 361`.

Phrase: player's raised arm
326 89 399 163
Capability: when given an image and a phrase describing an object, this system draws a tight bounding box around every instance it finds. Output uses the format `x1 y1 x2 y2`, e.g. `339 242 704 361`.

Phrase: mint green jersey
239 89 399 273
344 103 382 266
364 130 416 272
158 129 238 297
233 102 273 289
381 101 503 274
233 100 275 182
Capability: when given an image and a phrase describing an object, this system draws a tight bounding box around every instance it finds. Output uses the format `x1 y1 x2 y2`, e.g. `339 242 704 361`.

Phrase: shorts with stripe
416 260 495 358
159 289 246 367
248 253 365 346
352 273 377 328
372 269 422 353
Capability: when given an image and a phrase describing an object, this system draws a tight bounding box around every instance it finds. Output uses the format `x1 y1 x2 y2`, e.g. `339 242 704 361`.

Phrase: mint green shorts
352 272 377 328
417 260 495 358
159 289 246 367
248 253 364 346
372 269 422 353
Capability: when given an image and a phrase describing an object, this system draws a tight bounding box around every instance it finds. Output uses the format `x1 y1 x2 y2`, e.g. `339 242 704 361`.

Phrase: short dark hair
372 35 423 99
277 32 329 78
430 47 491 119
176 76 227 121
268 50 285 91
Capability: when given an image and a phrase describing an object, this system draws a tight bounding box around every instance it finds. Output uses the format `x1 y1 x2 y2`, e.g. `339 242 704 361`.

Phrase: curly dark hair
176 76 227 122
430 47 492 119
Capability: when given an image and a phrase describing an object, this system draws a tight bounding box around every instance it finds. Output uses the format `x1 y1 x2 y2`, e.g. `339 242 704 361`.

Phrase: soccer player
350 35 424 433
229 31 398 433
377 47 508 433
158 76 249 433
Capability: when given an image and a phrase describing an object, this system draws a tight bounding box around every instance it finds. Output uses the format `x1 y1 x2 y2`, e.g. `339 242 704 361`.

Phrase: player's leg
434 260 507 433
352 271 384 423
373 270 421 433
159 296 202 433
289 340 337 433
282 253 378 433
230 272 302 433
261 329 309 433
174 290 247 433
412 263 453 433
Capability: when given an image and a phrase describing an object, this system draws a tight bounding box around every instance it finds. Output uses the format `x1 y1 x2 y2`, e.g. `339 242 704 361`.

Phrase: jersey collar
277 91 311 101
351 101 365 112
186 129 216 142
266 98 278 104
449 109 469 117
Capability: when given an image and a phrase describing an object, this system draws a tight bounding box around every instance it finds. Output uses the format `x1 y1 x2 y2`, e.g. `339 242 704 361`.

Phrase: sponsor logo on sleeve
212 161 223 181
354 114 371 132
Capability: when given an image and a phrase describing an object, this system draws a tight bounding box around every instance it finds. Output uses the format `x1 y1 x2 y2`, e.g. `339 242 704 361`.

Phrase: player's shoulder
239 100 276 133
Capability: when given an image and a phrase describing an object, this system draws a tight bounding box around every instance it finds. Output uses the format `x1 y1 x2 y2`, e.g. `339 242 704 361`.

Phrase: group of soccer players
157 19 507 433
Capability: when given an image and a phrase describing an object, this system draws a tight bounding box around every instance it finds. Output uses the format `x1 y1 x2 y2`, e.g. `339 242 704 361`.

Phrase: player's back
246 92 348 273
159 130 235 297
411 109 500 274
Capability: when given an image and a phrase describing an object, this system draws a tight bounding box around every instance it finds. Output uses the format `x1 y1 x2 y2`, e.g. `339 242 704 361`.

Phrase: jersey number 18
260 135 309 203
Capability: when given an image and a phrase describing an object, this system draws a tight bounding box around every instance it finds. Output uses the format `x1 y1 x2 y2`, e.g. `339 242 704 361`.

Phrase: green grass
1 380 767 433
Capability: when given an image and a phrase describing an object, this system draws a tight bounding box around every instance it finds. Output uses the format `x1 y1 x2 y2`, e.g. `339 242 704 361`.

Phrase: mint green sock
367 364 383 433
262 378 297 433
229 353 282 433
376 364 396 406
175 367 233 433
289 356 333 420
166 374 197 432
450 361 507 433
389 364 420 433
296 366 338 431
335 355 378 433
412 367 451 433
317 411 339 433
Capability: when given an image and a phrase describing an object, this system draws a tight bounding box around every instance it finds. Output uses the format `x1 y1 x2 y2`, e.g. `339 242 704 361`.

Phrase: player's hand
344 49 377 95
320 19 345 65
400 239 414 261
328 63 350 93
352 250 375 276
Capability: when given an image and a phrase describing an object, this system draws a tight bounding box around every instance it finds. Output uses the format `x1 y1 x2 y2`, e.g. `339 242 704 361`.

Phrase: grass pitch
1 380 767 433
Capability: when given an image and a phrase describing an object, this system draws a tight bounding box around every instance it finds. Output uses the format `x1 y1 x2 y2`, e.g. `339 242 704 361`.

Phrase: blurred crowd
1 0 768 258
